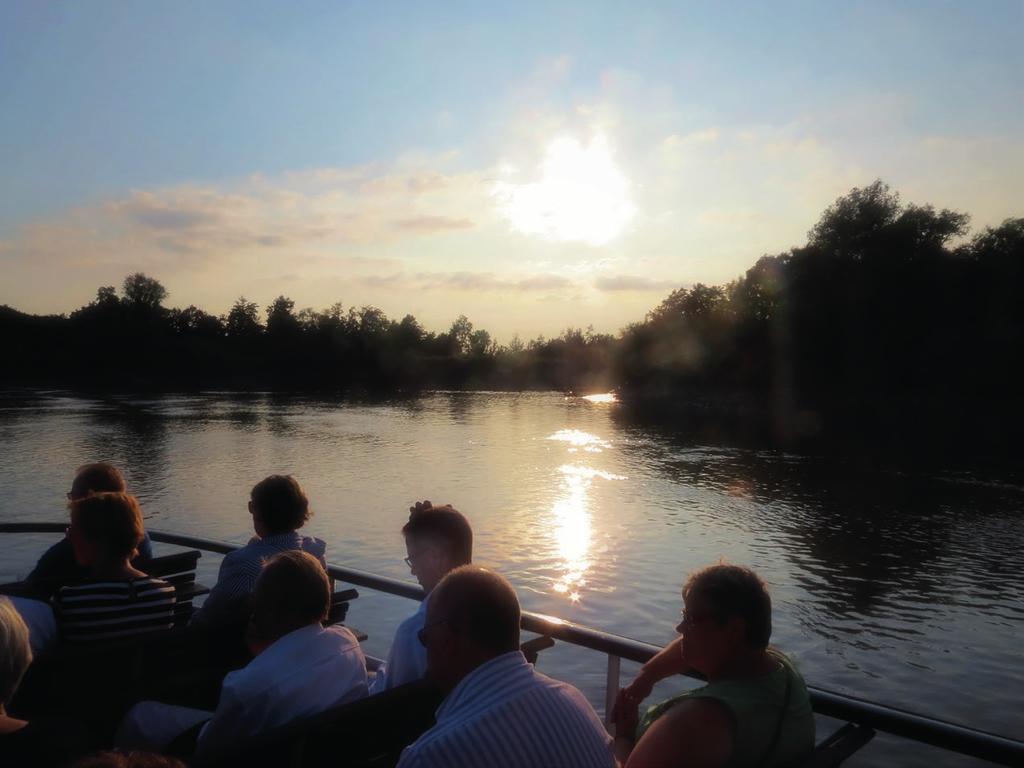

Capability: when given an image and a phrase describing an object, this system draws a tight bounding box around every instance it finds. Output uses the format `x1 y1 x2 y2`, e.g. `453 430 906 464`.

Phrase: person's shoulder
533 672 606 718
222 540 263 565
663 696 735 746
323 623 362 648
396 605 427 633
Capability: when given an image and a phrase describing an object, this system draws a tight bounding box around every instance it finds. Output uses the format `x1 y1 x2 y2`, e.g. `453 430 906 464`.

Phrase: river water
0 391 1020 765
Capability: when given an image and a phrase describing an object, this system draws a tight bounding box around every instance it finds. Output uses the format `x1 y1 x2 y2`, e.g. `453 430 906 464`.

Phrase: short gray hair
0 597 32 706
431 566 521 655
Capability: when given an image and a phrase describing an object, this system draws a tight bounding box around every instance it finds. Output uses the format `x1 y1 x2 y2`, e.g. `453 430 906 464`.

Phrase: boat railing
2 523 1022 766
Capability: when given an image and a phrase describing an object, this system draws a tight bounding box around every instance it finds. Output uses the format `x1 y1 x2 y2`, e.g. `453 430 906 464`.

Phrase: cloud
3 156 490 274
593 275 677 292
393 216 475 233
107 191 226 231
363 271 578 293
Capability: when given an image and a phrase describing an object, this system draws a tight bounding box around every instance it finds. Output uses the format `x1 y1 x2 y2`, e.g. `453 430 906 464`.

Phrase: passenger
116 550 367 759
191 474 326 626
612 563 815 768
0 597 92 767
55 493 176 643
370 500 472 693
25 462 154 601
396 566 615 768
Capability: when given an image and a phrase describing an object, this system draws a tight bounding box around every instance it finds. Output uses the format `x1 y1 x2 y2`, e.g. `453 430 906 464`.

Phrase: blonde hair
0 597 32 706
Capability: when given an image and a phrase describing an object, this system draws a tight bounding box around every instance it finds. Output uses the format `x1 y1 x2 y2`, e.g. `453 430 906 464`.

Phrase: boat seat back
194 678 444 768
144 549 209 627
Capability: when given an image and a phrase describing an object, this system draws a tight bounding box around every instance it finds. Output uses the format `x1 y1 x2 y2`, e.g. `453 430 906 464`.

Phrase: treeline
0 276 614 392
2 181 1021 450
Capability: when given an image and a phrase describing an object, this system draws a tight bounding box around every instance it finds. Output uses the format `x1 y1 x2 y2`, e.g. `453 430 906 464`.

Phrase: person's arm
624 637 691 701
192 681 249 759
25 539 80 601
612 687 640 765
623 698 733 768
611 636 694 765
134 532 154 563
190 549 257 626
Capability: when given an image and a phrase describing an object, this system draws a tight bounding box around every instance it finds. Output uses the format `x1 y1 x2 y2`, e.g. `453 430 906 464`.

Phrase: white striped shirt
396 651 614 768
55 576 176 642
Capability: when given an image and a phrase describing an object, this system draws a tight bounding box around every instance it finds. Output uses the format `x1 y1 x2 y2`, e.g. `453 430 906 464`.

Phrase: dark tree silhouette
122 273 168 308
225 297 262 337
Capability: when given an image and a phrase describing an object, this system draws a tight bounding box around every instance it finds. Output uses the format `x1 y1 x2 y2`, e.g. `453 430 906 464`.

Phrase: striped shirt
396 651 615 768
55 576 176 643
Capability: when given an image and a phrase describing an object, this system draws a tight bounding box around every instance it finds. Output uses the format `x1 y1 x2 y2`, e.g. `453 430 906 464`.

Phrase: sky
1 1 1021 341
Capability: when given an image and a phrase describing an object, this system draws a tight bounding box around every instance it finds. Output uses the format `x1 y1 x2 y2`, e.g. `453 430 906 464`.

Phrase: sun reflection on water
581 392 617 404
547 429 611 453
548 461 626 602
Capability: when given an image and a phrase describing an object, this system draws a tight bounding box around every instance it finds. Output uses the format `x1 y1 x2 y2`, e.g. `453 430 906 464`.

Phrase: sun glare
493 133 636 246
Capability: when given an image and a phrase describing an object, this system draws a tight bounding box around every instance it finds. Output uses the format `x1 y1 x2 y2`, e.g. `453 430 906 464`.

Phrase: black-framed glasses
416 618 449 647
404 546 437 568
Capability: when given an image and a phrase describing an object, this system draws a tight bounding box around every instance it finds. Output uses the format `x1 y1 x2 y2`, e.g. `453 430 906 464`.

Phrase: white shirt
396 651 614 768
370 597 428 694
196 623 368 757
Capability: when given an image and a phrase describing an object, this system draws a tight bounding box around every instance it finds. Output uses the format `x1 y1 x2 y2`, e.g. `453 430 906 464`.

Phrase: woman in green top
612 563 815 767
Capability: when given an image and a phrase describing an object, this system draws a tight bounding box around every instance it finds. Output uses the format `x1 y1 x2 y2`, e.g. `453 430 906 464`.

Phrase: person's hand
621 667 656 704
409 500 434 515
409 500 455 515
612 687 640 740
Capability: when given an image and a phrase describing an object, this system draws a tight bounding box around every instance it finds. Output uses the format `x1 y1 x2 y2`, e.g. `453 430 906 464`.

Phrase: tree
94 286 119 306
807 180 901 257
122 273 168 308
395 314 425 348
468 329 494 356
225 297 262 337
266 295 300 336
447 315 473 356
169 305 222 336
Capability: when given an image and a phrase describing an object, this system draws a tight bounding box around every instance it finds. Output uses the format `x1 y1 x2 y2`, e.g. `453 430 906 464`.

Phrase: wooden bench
145 549 210 627
193 679 445 768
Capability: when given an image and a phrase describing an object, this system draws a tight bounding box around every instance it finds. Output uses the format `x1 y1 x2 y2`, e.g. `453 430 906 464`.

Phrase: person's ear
725 615 747 646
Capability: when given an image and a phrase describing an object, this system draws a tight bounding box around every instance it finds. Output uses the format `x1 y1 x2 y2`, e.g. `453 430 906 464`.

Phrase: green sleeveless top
636 650 815 768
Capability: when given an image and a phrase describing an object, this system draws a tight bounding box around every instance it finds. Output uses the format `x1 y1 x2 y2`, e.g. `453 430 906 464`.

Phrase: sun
493 132 636 246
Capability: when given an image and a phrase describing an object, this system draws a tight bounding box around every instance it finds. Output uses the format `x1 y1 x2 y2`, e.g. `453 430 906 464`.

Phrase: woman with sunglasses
612 563 814 768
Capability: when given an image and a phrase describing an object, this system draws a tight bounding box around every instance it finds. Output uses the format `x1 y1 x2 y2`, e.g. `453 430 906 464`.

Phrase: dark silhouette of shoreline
3 181 1021 455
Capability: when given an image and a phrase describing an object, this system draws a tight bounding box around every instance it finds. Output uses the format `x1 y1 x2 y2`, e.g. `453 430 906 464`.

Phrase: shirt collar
254 531 302 547
436 650 531 722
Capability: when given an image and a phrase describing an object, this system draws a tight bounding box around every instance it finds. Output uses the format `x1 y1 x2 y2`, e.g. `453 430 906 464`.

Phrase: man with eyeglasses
369 500 472 693
397 566 614 768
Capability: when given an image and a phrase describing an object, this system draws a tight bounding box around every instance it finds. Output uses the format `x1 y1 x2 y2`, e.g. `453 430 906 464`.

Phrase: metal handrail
3 523 1022 766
